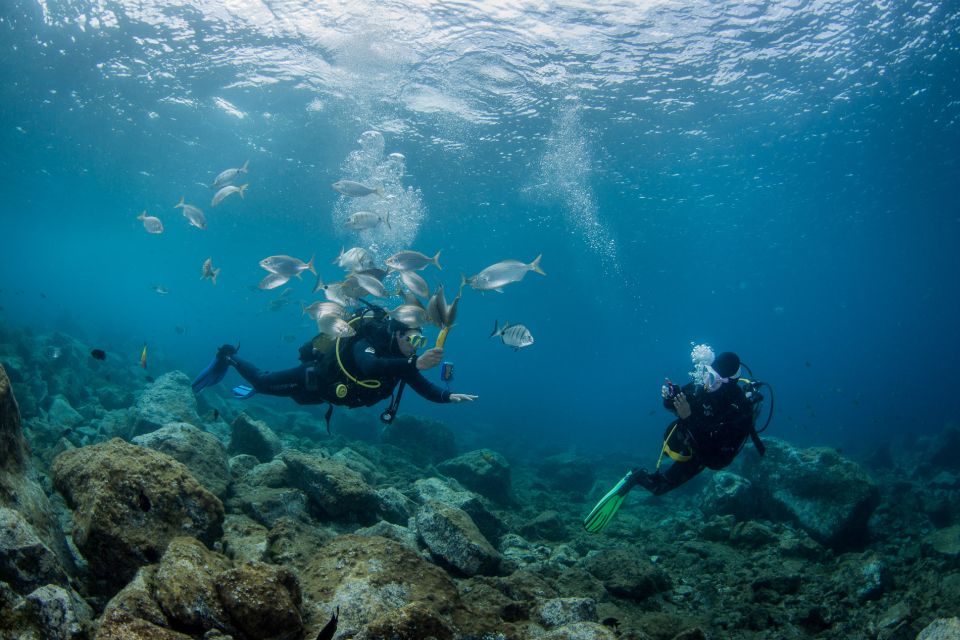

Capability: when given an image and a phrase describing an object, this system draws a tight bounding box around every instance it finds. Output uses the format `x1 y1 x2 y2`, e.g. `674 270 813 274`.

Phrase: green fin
583 471 635 533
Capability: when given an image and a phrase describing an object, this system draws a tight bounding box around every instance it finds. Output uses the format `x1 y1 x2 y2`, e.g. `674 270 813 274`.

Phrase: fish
332 180 384 197
355 267 389 282
317 314 356 338
90 348 106 360
313 278 357 307
212 160 249 188
212 409 219 421
385 250 442 272
425 284 444 327
140 343 148 368
175 197 207 230
259 273 291 290
333 247 375 272
345 210 390 230
174 325 187 335
201 257 220 285
316 607 339 640
302 301 345 321
259 255 316 279
399 270 429 299
490 320 534 351
444 276 466 326
151 284 170 295
468 255 545 292
211 183 248 207
137 211 163 234
387 304 430 328
352 272 389 298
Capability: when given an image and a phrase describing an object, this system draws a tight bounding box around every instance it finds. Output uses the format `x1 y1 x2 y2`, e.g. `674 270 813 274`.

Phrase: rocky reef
1 323 960 639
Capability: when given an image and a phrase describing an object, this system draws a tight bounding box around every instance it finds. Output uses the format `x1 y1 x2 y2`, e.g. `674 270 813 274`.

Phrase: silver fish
302 301 345 321
258 273 290 290
332 180 384 198
426 286 443 327
259 255 316 279
175 197 206 230
211 183 248 207
490 320 534 350
353 272 388 298
387 304 430 328
137 211 163 234
212 160 249 188
399 270 429 299
333 247 375 272
317 314 356 338
345 211 390 230
314 277 358 307
355 267 389 282
385 250 442 272
444 276 466 326
201 257 220 285
468 255 545 292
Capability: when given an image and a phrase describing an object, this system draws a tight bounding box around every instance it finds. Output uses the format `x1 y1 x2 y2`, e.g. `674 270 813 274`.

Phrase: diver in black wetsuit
632 351 759 495
194 317 476 413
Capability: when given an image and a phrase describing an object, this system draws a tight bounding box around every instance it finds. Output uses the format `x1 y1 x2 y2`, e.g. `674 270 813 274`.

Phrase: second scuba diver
584 346 769 533
192 307 477 429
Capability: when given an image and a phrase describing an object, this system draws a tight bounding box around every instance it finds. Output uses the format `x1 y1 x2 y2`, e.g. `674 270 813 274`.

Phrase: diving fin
232 384 257 399
583 470 638 533
190 343 238 393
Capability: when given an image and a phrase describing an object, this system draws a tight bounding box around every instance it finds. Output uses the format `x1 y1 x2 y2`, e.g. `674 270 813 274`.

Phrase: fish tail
490 320 500 338
241 159 249 173
333 247 344 265
385 211 391 229
459 273 468 294
239 184 249 198
137 210 146 220
531 254 545 276
375 185 385 197
176 196 184 208
433 250 442 271
307 254 317 275
313 274 325 294
212 268 220 285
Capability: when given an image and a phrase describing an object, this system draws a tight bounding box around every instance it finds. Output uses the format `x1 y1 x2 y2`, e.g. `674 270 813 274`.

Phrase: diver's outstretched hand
449 393 478 403
416 348 444 370
673 392 691 419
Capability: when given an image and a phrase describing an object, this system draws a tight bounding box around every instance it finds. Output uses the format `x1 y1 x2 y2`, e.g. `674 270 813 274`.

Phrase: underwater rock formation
416 500 502 576
132 422 231 498
437 448 512 503
128 372 201 438
381 413 457 464
282 449 380 521
228 412 283 463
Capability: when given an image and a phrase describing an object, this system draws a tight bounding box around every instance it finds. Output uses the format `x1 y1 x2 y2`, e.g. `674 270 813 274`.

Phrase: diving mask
702 365 729 392
404 333 427 349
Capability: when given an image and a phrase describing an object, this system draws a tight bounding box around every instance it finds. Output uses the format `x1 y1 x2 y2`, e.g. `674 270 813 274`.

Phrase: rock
520 510 569 542
96 566 193 640
415 501 501 576
228 454 260 482
740 438 880 549
381 414 456 465
281 450 378 521
228 413 282 463
238 486 312 528
0 365 74 584
375 486 416 525
129 372 200 438
437 448 511 503
154 537 232 633
332 447 383 483
221 514 269 564
582 549 670 602
537 597 598 627
14 584 93 640
538 454 597 495
923 525 960 566
47 395 84 428
243 458 290 488
51 438 224 597
730 521 778 548
545 621 618 640
917 618 960 640
354 521 420 552
0 507 69 593
699 471 759 520
298 535 461 637
352 602 455 640
133 422 231 497
412 476 505 541
216 562 303 640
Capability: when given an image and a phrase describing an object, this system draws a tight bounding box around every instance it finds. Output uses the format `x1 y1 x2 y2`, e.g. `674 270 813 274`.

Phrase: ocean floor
1 323 959 640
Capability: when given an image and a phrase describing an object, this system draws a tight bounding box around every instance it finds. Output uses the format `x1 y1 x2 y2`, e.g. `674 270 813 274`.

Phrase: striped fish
490 320 534 351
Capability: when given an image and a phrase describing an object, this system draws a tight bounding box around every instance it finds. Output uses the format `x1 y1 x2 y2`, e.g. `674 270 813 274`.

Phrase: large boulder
740 438 880 549
416 501 501 577
129 372 200 438
10 583 94 640
582 548 671 602
228 413 283 463
133 422 231 497
51 438 224 597
281 450 379 521
537 453 597 495
381 414 457 465
0 364 74 584
699 470 760 521
437 448 512 503
412 477 505 541
0 507 69 593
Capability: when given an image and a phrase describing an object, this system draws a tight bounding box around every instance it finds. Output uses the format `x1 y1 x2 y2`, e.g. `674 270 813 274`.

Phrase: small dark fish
804 361 812 368
40 293 47 298
316 607 339 640
212 409 219 421
602 617 620 629
174 325 187 335
90 349 107 360
145 375 155 383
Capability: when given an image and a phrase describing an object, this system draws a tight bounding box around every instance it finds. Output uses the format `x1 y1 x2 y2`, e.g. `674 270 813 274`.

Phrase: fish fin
333 247 344 265
241 159 249 173
137 210 146 220
307 255 316 275
212 268 220 285
312 274 325 294
489 320 499 338
531 254 546 276
385 211 391 229
494 287 504 293
239 184 249 198
176 196 184 208
433 250 442 271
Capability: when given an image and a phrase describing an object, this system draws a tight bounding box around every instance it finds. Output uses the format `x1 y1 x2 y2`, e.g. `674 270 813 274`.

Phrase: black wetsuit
228 337 450 406
638 380 755 496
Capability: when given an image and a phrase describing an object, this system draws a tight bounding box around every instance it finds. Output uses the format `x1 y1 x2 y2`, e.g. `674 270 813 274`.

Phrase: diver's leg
636 460 706 496
228 357 306 397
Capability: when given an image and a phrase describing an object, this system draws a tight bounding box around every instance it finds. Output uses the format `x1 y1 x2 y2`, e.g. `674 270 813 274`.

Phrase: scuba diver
191 305 477 430
584 347 771 533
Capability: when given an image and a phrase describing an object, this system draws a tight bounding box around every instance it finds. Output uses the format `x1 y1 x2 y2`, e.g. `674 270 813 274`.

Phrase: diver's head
703 351 741 392
390 319 426 357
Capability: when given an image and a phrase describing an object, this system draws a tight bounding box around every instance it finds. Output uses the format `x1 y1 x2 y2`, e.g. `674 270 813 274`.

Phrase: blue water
1 0 958 459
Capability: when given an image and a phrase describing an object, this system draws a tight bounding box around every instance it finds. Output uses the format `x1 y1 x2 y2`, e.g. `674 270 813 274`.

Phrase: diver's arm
351 340 418 378
402 368 451 403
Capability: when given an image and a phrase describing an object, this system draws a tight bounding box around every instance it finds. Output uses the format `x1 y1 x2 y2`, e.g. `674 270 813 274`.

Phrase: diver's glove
661 379 681 400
